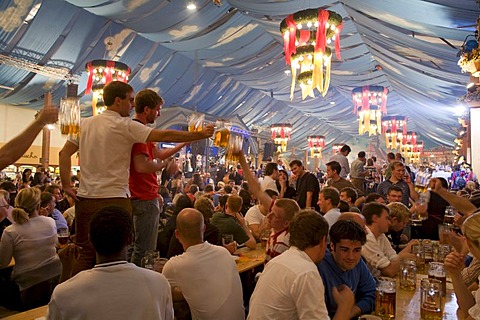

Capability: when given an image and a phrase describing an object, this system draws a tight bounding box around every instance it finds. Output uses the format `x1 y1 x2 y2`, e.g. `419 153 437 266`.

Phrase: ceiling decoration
0 0 478 154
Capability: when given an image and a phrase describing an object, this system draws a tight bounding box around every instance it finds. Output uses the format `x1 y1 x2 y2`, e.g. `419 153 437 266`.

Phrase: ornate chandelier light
308 135 325 158
85 59 131 115
280 8 343 100
352 85 388 136
382 116 407 150
401 131 417 157
271 123 292 152
332 143 343 154
410 141 424 163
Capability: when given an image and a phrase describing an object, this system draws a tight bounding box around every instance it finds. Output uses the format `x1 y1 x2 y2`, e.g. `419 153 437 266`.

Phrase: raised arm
236 151 272 208
59 141 79 200
0 106 58 170
147 125 214 143
431 178 477 217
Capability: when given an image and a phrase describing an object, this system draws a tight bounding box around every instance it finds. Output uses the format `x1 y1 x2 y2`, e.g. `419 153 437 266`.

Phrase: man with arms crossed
248 210 354 319
129 89 185 266
318 220 376 318
163 208 244 320
46 206 173 320
59 81 214 275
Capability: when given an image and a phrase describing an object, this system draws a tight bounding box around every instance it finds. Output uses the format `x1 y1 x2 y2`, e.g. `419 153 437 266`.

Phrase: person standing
129 89 185 266
350 151 368 194
329 145 351 178
377 161 419 207
289 160 320 211
59 81 214 275
260 162 279 194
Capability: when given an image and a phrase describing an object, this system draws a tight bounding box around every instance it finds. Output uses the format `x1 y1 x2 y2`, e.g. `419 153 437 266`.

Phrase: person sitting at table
386 202 411 253
46 206 173 320
211 194 256 249
40 192 68 231
317 219 376 319
0 188 61 310
245 189 278 241
163 208 244 319
361 202 417 278
248 210 354 319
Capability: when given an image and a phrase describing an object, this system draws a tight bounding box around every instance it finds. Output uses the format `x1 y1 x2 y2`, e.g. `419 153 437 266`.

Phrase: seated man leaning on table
317 219 376 319
248 210 355 320
162 208 245 320
46 206 173 320
210 194 257 249
361 202 417 278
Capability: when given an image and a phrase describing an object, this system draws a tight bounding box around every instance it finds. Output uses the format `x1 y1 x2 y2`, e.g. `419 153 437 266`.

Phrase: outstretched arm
0 106 58 170
236 151 272 208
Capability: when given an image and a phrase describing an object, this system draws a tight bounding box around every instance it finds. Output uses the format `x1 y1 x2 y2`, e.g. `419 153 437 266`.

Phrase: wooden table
2 305 47 320
395 274 463 319
234 243 266 273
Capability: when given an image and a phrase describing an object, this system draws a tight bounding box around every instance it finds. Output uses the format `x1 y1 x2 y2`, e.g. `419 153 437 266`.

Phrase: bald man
162 209 245 320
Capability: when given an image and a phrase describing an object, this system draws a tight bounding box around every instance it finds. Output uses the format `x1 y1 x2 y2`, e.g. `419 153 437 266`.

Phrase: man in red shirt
129 89 185 266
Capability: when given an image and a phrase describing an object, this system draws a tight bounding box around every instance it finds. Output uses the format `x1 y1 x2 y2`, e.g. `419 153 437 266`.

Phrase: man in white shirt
163 208 244 320
260 162 279 194
361 202 416 278
59 81 214 275
248 210 354 320
46 206 173 320
318 187 341 229
329 145 351 178
350 151 368 194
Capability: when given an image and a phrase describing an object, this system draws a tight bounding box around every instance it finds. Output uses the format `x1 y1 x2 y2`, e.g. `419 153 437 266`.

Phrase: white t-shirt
46 261 173 320
260 176 279 193
0 215 61 290
163 242 244 320
72 110 152 198
245 205 265 227
323 208 341 229
248 246 329 319
329 154 350 178
361 226 398 278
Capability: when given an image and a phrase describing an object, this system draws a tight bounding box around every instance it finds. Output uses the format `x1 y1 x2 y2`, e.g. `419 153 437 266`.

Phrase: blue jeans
130 198 160 266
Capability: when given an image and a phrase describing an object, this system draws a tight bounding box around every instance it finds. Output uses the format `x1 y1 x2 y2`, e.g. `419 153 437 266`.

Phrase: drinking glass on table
420 278 443 320
57 228 70 249
221 234 234 246
400 258 417 291
153 258 169 273
375 277 396 319
428 262 446 297
260 229 270 248
411 243 425 271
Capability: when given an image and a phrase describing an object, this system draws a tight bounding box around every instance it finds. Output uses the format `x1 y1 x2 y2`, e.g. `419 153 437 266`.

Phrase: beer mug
443 206 455 225
423 241 434 265
438 224 452 245
420 278 443 320
153 258 169 273
213 120 230 148
400 258 417 291
188 113 204 132
436 244 451 262
60 97 80 136
225 131 244 164
411 243 425 271
375 277 396 319
428 262 446 297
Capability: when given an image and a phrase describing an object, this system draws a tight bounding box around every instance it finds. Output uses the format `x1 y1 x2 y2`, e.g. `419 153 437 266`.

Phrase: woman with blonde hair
445 211 480 319
0 187 61 310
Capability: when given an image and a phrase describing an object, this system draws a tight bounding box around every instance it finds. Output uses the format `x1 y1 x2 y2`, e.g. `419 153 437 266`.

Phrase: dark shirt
326 177 365 196
377 179 411 207
210 212 249 245
276 182 297 199
295 171 320 211
0 218 11 238
229 171 243 185
56 198 70 213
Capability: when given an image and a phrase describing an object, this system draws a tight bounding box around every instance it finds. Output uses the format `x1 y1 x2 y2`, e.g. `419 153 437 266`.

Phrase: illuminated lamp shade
280 8 343 100
381 116 407 150
332 143 343 154
410 141 424 163
308 135 325 158
401 131 417 156
85 60 131 115
352 85 388 136
271 123 292 152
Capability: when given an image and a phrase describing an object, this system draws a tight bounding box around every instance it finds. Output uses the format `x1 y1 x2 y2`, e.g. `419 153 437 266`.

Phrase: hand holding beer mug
428 262 446 297
59 98 80 136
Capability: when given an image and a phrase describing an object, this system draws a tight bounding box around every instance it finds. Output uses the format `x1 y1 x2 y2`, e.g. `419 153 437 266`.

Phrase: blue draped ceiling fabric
0 0 478 154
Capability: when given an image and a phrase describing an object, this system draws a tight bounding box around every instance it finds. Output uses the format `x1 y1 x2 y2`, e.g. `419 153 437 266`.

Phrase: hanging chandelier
401 131 417 157
410 141 424 163
352 85 388 136
85 59 131 115
382 116 407 150
280 8 343 100
308 135 325 158
271 123 292 152
332 143 343 154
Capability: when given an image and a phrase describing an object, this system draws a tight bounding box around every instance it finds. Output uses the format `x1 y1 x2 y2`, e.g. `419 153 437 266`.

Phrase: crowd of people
0 82 480 319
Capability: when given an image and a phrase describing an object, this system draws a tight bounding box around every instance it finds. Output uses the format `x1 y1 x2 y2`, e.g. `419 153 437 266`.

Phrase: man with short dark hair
46 206 173 320
326 161 365 206
386 186 403 204
248 210 354 319
317 220 376 318
365 192 386 204
289 159 320 211
350 151 368 193
329 145 351 178
384 152 396 180
318 187 341 228
163 208 244 319
377 161 419 206
260 162 279 194
340 187 360 213
59 81 214 275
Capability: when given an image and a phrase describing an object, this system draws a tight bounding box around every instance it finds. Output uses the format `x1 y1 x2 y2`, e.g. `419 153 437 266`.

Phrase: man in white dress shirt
248 210 354 319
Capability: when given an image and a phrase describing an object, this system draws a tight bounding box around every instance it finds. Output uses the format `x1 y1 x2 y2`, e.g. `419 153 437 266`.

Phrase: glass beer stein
225 131 244 164
400 258 417 291
420 278 443 320
411 243 425 271
428 262 446 297
60 97 80 136
213 120 230 148
188 113 204 132
375 277 396 319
